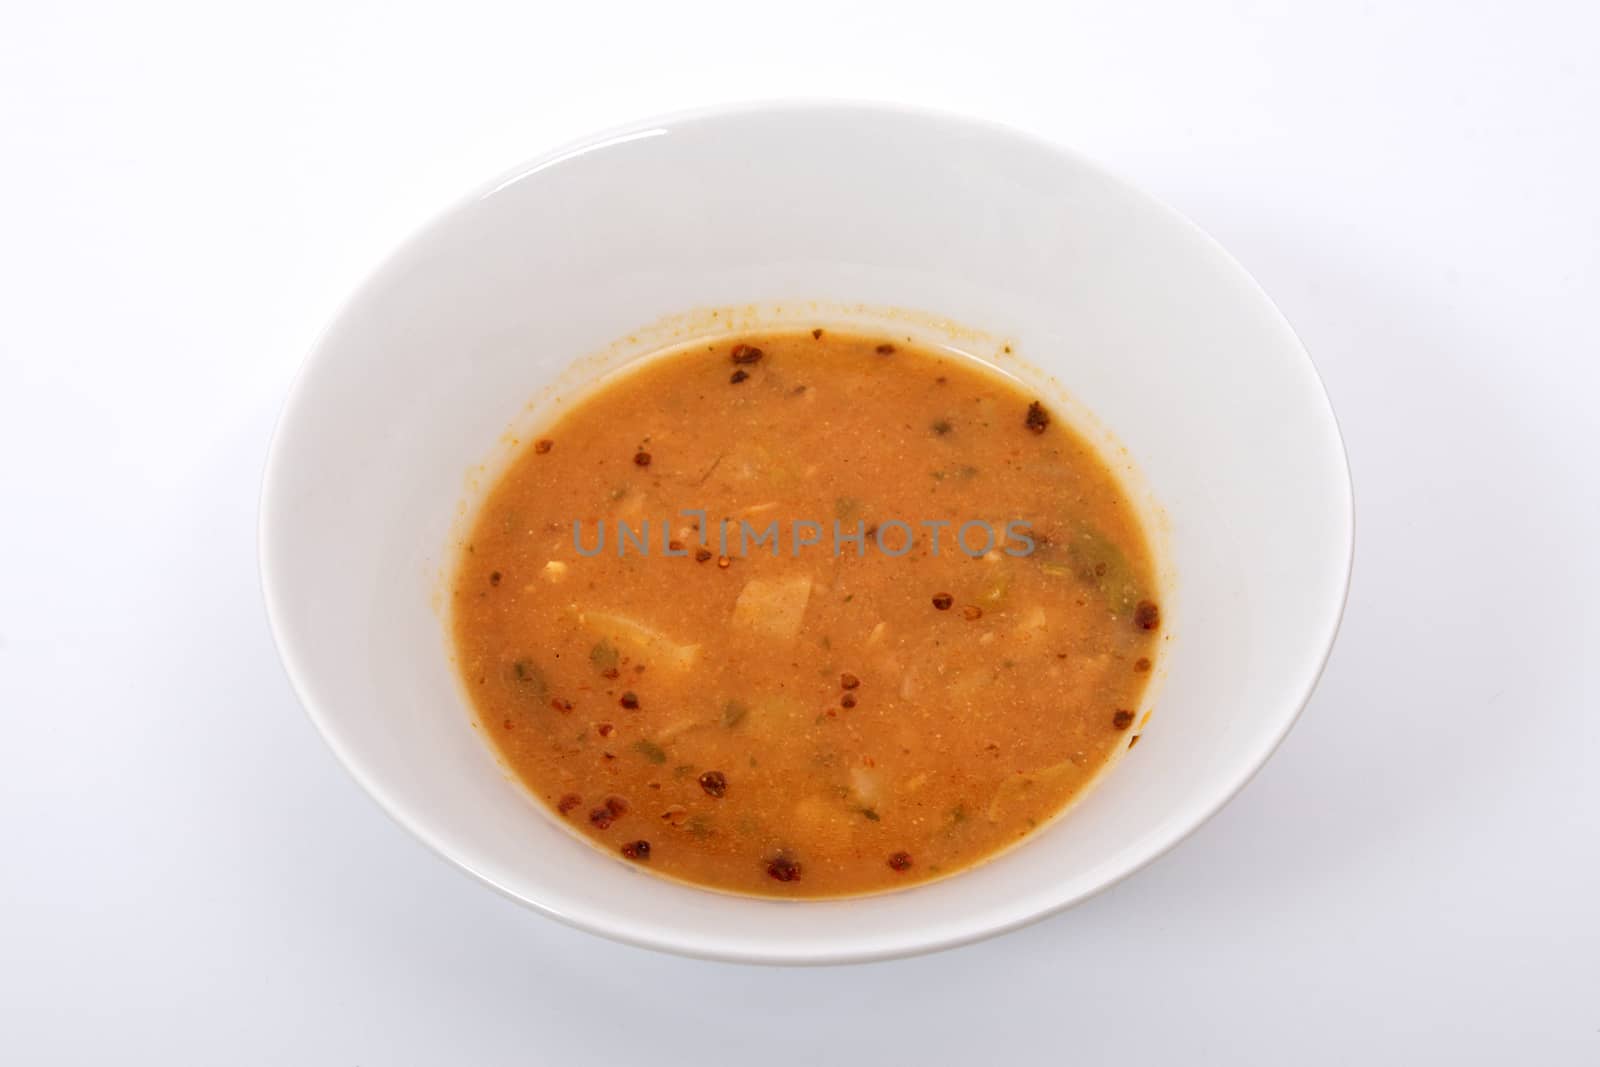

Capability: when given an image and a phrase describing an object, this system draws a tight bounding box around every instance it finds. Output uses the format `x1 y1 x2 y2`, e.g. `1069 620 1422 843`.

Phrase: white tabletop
3 3 1596 1062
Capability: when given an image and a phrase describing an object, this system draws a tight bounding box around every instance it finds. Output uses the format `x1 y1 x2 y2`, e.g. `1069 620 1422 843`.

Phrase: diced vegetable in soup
450 330 1161 897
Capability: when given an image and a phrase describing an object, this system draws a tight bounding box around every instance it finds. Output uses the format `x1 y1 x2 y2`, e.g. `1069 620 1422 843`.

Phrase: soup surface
451 330 1161 896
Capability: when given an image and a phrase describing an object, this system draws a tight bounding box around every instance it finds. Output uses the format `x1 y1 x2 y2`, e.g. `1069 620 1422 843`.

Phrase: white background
3 2 1596 1063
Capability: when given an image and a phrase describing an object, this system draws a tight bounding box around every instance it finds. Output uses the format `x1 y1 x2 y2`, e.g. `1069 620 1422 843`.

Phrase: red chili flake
811 328 824 340
717 555 732 569
961 605 984 621
605 795 629 816
550 697 574 713
488 570 501 586
502 719 514 730
698 770 727 798
887 851 913 872
633 451 652 467
596 722 615 738
557 794 581 815
695 547 713 562
619 691 639 709
841 693 857 709
932 593 954 611
1134 600 1161 631
668 540 684 552
875 343 896 355
729 368 749 384
766 853 803 882
621 840 651 861
602 667 620 680
589 808 614 829
1113 710 1136 730
534 439 553 454
840 673 860 690
730 343 764 364
1134 657 1152 673
1025 401 1051 434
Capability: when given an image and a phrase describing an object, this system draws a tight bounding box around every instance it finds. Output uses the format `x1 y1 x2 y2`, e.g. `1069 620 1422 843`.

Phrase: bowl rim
259 98 1355 965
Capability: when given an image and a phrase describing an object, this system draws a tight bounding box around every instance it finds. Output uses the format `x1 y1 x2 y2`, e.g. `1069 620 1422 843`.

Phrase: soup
450 329 1161 896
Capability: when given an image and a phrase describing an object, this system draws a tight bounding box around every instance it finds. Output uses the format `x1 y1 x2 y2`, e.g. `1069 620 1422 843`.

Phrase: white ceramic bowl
260 102 1352 964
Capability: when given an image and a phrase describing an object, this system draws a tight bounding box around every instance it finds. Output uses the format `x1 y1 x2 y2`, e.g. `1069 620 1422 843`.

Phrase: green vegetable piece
589 640 620 672
506 659 548 704
631 739 668 764
1064 523 1140 608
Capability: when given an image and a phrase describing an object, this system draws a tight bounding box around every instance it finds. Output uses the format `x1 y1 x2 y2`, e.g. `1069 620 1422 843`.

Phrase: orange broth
451 330 1161 896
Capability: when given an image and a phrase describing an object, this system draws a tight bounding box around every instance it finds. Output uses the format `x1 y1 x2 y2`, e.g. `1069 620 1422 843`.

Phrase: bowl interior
261 103 1351 963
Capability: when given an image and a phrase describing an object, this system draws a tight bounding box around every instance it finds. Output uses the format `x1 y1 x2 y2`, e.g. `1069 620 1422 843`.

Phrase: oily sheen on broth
450 329 1161 897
